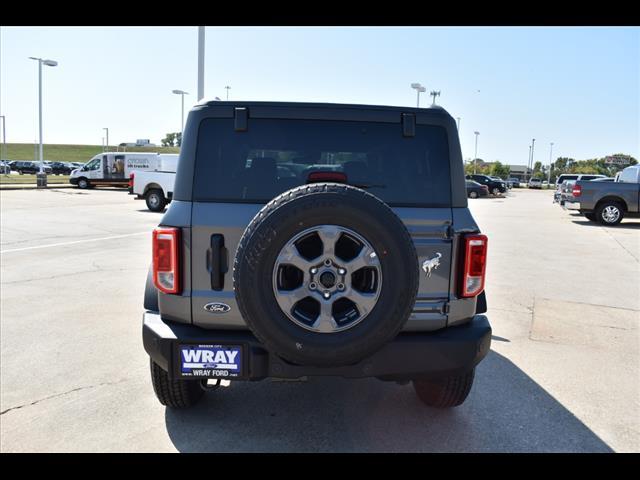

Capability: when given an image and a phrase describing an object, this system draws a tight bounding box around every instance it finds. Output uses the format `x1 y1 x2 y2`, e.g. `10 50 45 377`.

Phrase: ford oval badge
204 302 231 314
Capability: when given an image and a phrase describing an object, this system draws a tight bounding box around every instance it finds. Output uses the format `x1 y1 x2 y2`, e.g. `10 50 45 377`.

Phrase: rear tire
145 189 167 212
595 201 624 226
150 359 205 408
412 369 475 408
491 187 500 196
469 191 478 199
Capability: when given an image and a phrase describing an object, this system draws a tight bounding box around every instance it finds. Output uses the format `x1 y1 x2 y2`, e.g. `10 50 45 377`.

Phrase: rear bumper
563 200 580 210
142 312 492 381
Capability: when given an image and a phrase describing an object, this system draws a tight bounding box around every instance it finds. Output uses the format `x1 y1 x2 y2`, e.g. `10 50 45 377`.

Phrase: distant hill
1 143 180 163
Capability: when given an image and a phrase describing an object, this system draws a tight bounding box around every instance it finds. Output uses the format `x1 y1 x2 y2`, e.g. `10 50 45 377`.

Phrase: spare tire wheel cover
233 183 419 367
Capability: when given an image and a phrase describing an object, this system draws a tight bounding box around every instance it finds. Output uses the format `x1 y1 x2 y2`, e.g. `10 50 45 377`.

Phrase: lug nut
324 259 332 266
309 282 317 290
323 291 331 299
337 283 345 291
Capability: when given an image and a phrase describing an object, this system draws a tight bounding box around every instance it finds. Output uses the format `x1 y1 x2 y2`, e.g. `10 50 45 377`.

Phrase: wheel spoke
345 245 380 272
350 290 378 316
311 300 338 333
316 225 340 257
275 243 312 272
274 286 308 314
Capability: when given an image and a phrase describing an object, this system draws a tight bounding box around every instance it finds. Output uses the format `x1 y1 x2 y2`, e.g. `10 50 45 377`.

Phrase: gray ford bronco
143 101 491 409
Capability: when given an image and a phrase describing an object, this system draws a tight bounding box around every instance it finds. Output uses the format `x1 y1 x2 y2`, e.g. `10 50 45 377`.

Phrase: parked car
143 101 491 409
0 161 11 174
591 177 615 182
48 162 74 175
13 161 53 175
7 160 19 171
506 177 520 188
466 180 489 198
465 174 507 195
571 165 640 225
555 173 606 187
70 152 167 189
131 154 179 211
528 178 543 189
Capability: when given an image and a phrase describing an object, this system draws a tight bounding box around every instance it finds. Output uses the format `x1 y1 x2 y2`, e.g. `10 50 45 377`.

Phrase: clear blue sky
1 26 638 165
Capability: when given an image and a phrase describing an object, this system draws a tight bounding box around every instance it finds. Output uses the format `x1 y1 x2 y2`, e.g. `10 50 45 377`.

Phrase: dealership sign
605 155 631 165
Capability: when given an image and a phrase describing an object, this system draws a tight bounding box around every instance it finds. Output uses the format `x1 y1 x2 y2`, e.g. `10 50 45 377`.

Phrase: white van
70 152 161 189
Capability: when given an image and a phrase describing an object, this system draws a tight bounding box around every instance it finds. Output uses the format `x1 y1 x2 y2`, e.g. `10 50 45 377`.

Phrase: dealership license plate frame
177 343 247 380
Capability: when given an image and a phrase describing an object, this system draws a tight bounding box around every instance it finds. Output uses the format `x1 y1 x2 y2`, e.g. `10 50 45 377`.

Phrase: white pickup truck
131 154 178 211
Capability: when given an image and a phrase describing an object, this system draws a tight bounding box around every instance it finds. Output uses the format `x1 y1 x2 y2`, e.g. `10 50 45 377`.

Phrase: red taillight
460 234 488 298
572 184 581 197
129 172 135 188
152 227 181 294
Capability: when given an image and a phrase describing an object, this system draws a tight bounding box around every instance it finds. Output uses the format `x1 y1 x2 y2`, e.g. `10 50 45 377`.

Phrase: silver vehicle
143 101 491 409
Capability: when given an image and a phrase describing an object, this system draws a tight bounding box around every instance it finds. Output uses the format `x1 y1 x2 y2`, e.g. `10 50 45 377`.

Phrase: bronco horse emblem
421 253 442 278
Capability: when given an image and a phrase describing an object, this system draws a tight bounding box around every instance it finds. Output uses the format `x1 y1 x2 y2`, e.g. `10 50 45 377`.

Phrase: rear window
193 118 451 207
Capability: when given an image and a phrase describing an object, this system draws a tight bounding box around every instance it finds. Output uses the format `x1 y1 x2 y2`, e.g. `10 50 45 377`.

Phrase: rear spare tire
234 183 419 367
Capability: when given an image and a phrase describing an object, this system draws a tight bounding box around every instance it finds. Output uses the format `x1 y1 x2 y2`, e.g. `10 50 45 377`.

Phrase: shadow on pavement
571 220 640 230
164 351 613 452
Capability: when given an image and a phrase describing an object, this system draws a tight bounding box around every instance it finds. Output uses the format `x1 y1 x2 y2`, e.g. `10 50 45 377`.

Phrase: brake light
152 227 181 294
307 172 348 183
460 234 488 298
572 184 581 197
129 172 135 188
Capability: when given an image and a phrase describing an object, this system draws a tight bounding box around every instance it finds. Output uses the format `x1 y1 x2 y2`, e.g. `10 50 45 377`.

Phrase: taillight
460 234 488 298
152 227 181 294
572 184 581 197
307 171 348 183
129 172 135 188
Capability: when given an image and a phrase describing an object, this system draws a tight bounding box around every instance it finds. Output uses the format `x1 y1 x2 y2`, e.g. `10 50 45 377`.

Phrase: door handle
207 234 228 290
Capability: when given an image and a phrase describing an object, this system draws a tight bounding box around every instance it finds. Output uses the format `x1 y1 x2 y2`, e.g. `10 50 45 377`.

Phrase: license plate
179 344 243 378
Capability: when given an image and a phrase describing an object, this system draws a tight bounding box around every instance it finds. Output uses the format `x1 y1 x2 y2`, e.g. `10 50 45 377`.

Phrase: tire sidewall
235 187 419 367
78 178 88 189
146 189 165 212
597 202 623 226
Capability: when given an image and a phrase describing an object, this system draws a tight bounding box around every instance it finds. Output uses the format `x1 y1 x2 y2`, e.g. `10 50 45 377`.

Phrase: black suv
13 161 52 175
48 162 73 175
143 102 491 409
466 174 507 195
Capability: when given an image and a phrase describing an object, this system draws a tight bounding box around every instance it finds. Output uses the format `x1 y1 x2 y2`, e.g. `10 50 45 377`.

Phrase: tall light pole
548 142 554 185
225 86 231 101
430 90 441 105
526 145 531 182
411 83 426 108
0 115 6 161
531 138 536 177
28 57 58 173
172 90 189 135
198 27 205 101
103 128 109 152
474 131 480 174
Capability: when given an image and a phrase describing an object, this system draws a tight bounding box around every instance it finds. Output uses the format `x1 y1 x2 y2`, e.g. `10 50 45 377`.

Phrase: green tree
489 161 510 178
161 132 178 147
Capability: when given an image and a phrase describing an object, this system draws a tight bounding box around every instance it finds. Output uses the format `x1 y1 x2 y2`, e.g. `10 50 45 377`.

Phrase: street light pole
172 90 189 135
28 57 57 174
103 128 109 152
474 131 480 174
526 145 531 183
411 83 426 108
225 86 231 101
531 138 536 177
548 142 554 185
198 27 205 101
430 90 441 105
0 115 6 161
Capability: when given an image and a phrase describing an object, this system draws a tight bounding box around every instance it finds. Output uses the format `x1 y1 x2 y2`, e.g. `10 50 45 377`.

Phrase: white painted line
0 231 149 254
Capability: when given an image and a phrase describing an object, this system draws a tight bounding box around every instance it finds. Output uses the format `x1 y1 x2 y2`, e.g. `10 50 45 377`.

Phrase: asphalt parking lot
1 187 638 452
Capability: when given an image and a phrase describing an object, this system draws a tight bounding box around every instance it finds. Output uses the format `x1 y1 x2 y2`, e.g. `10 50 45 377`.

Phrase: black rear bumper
143 312 492 381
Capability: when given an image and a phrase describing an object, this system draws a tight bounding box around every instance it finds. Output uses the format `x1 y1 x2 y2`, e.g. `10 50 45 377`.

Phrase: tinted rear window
193 118 451 207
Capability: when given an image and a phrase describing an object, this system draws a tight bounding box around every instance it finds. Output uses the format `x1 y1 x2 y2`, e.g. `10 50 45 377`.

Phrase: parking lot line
0 231 149 254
